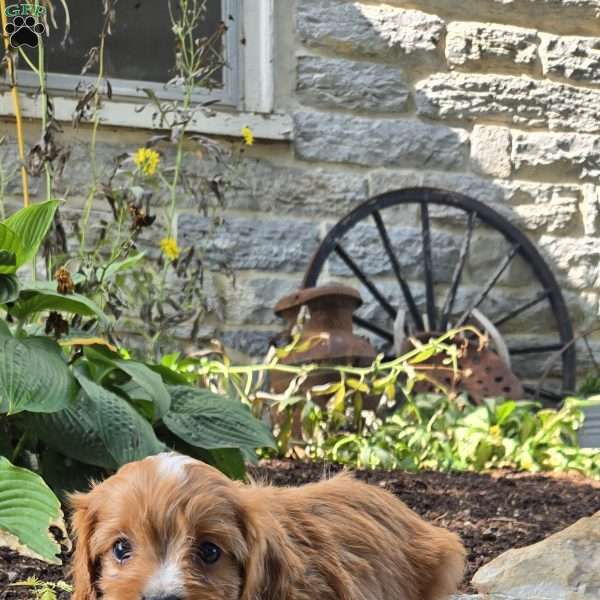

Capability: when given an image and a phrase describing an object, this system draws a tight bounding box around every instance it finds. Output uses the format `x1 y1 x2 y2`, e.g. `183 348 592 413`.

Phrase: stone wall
2 0 600 381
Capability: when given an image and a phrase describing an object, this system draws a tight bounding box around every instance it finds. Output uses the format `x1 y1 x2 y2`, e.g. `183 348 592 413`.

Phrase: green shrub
313 394 600 478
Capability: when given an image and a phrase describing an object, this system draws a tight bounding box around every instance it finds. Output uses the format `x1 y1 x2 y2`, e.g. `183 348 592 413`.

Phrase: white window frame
0 0 292 140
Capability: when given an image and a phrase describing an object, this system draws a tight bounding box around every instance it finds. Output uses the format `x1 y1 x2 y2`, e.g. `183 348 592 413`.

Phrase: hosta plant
0 202 275 564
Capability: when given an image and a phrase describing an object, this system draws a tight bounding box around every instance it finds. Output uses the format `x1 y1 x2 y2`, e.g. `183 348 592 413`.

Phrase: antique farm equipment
270 285 376 402
300 188 576 404
401 332 523 404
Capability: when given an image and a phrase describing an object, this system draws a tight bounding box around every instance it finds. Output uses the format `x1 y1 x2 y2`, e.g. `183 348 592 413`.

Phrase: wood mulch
1 460 599 598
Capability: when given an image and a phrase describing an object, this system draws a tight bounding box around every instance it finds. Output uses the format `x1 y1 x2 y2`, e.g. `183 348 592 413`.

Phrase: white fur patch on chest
152 452 196 481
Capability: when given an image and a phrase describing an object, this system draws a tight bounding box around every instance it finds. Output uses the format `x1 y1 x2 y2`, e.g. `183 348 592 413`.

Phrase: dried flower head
128 203 156 231
54 266 75 295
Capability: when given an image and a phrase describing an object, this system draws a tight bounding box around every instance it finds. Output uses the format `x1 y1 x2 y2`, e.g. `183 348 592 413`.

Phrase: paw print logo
5 16 45 48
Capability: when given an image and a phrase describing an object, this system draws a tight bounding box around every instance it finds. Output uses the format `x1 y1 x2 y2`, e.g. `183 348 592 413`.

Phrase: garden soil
1 460 599 598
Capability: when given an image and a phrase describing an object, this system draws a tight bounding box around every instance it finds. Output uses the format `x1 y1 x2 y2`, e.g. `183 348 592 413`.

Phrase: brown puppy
70 453 465 600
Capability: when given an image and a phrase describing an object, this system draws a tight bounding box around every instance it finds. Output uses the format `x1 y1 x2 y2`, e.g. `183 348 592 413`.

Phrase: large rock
177 214 320 273
446 22 539 72
473 512 600 599
294 111 468 170
225 159 369 218
297 55 410 112
540 34 600 84
380 0 600 37
470 124 512 178
297 0 445 63
537 235 600 289
416 73 600 133
368 169 583 236
511 131 600 181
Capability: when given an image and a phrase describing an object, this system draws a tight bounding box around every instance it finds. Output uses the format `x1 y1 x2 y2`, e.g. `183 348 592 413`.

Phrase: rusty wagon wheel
302 188 576 404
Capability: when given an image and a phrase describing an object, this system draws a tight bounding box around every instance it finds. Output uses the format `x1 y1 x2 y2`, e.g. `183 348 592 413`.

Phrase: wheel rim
302 188 576 403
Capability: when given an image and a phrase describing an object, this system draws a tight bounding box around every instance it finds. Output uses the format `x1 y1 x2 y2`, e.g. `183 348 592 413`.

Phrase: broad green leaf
26 394 118 471
74 372 165 466
10 289 109 326
0 224 24 274
99 252 146 281
0 457 64 564
147 364 189 386
0 274 19 304
112 361 170 419
204 448 247 481
3 200 58 266
164 386 276 450
84 347 171 419
0 319 10 336
39 450 106 500
0 336 77 414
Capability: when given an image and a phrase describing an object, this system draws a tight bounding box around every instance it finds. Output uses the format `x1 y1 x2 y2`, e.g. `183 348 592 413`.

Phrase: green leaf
0 336 77 415
26 395 118 471
147 364 189 386
0 319 10 337
164 386 276 450
200 448 247 481
84 347 171 420
9 289 109 326
0 274 19 304
3 200 58 266
74 372 165 466
0 457 63 564
39 450 106 501
99 252 146 281
0 224 24 274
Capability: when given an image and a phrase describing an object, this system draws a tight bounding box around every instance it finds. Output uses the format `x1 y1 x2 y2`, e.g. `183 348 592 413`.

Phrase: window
2 0 290 139
19 0 240 106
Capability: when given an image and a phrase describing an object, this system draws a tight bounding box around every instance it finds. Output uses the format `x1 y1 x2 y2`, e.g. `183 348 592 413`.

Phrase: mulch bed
2 460 599 598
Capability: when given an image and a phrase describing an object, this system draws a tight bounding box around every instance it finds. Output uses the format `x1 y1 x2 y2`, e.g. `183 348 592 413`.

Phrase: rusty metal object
402 333 524 404
271 285 376 395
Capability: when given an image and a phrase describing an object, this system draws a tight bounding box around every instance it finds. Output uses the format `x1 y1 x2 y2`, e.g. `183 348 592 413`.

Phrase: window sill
0 91 294 141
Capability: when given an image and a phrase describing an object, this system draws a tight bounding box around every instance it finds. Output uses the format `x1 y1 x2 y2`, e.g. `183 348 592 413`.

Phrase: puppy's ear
69 491 100 600
240 508 300 600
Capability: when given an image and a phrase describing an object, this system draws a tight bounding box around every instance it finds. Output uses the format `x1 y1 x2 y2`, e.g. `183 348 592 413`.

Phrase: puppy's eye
112 538 132 563
196 541 221 565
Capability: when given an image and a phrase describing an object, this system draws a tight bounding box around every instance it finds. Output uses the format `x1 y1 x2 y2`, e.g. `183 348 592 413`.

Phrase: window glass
36 0 223 86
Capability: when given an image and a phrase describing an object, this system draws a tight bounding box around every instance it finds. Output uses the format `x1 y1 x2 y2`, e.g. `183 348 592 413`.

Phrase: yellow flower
160 237 181 261
241 126 254 146
133 147 160 176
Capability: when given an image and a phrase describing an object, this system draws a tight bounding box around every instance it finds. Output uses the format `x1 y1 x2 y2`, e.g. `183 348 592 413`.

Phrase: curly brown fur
70 453 465 600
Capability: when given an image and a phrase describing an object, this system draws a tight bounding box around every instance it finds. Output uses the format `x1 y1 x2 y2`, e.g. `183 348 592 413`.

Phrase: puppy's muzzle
142 595 182 600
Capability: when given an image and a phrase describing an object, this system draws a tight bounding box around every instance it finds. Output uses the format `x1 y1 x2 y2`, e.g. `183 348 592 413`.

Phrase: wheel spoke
421 202 436 330
335 243 397 320
494 291 550 328
371 210 424 330
456 243 520 327
508 342 565 355
353 315 394 343
440 211 475 330
522 383 566 404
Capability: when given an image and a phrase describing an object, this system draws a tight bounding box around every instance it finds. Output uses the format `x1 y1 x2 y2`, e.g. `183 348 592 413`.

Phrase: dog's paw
5 16 45 48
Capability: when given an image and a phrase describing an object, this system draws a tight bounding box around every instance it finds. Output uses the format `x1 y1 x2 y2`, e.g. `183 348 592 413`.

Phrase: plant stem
11 431 27 464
